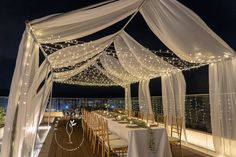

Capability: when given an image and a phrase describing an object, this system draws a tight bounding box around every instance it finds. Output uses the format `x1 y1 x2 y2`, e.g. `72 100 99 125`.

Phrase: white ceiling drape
140 0 235 63
114 35 158 79
31 0 142 43
23 75 53 156
53 53 103 81
2 0 236 156
94 63 126 86
100 53 139 83
48 33 115 68
119 31 178 73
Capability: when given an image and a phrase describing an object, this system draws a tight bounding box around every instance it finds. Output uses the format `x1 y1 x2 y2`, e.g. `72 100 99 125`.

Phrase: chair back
102 119 110 146
170 116 183 141
138 112 144 120
146 114 155 123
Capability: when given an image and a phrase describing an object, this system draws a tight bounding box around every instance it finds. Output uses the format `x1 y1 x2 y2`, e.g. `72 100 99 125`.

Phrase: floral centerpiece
0 106 5 128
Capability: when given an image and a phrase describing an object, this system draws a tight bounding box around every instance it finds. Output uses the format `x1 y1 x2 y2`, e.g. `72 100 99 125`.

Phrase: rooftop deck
38 120 212 157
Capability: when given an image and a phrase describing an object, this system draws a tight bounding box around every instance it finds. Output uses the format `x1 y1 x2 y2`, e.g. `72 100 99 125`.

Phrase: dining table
95 111 172 157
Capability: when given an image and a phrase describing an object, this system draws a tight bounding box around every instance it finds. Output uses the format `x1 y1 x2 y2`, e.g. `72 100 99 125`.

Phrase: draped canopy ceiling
1 1 236 157
26 0 235 87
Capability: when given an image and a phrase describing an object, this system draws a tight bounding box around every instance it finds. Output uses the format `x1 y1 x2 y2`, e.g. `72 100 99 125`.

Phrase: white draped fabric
31 0 142 43
161 72 186 120
140 0 235 63
138 80 153 118
100 54 139 83
161 72 186 139
1 32 40 157
94 63 126 86
53 52 103 81
12 45 40 157
48 33 114 68
119 31 177 73
114 35 158 79
125 85 132 112
209 59 236 157
1 31 52 157
23 76 53 156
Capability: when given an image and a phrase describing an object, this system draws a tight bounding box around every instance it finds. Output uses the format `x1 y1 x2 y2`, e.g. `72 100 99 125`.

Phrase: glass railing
0 94 211 133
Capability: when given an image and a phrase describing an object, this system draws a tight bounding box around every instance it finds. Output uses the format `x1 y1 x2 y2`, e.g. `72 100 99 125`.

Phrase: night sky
0 0 235 98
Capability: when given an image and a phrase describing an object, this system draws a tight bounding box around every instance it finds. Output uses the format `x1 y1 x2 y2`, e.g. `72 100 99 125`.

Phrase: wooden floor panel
47 120 211 157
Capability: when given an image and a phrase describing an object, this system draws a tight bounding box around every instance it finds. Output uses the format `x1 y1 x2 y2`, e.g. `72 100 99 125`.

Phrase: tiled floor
44 120 212 157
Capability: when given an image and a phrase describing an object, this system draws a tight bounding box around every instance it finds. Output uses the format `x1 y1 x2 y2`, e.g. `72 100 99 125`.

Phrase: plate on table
149 123 159 127
126 124 139 128
118 121 129 124
112 118 120 121
105 115 113 118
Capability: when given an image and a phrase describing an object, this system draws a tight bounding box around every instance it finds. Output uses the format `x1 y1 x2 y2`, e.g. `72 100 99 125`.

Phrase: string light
39 37 234 86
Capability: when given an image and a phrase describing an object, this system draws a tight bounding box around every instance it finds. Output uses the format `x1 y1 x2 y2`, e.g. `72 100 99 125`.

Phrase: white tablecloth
96 113 172 157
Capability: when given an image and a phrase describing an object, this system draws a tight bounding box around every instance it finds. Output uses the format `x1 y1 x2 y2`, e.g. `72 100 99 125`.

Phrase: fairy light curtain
53 52 103 81
47 33 115 68
118 31 178 74
115 36 159 79
61 65 117 86
114 31 184 117
100 53 139 83
94 63 126 86
209 59 236 156
1 31 40 157
125 84 132 112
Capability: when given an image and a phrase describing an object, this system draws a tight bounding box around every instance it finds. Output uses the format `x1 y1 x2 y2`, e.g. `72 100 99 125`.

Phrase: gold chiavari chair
156 115 168 128
169 116 183 147
94 117 120 156
102 119 128 157
138 112 144 120
164 115 168 128
146 114 155 124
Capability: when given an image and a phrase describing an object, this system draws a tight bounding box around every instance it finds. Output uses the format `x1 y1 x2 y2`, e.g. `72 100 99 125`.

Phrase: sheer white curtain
209 59 236 157
125 84 132 112
94 63 126 86
1 31 39 157
48 33 114 68
100 53 139 83
31 0 142 43
140 0 235 63
138 80 153 118
53 53 103 81
119 31 177 73
161 72 186 134
114 35 158 79
23 76 53 157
